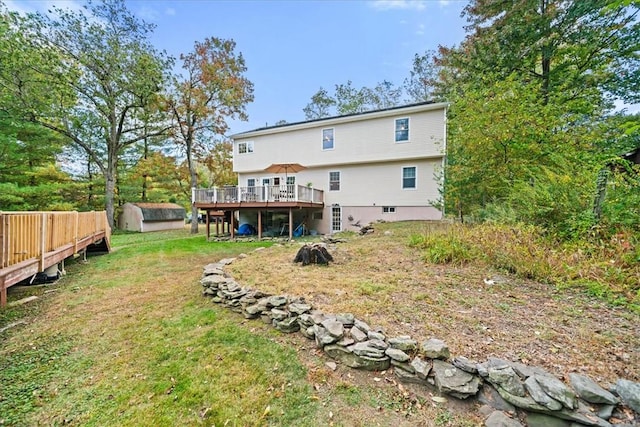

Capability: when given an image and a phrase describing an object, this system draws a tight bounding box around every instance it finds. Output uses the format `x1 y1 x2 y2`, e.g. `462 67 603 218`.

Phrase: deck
193 185 324 239
193 184 324 208
0 211 111 307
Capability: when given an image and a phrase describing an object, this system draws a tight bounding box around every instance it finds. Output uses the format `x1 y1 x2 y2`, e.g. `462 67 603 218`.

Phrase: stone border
200 253 639 427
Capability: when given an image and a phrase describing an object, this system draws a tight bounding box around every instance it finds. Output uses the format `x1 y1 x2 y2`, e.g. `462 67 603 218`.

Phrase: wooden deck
193 185 324 239
0 211 111 307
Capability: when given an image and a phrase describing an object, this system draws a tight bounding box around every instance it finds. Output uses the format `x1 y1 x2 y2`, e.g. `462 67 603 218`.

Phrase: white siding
233 106 446 173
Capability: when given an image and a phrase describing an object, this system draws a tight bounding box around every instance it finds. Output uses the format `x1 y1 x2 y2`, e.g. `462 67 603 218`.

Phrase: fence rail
0 211 110 306
193 185 324 204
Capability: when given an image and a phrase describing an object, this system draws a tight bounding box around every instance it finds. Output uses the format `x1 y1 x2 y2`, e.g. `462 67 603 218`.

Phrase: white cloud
165 7 176 16
370 0 427 11
416 23 425 35
136 5 160 21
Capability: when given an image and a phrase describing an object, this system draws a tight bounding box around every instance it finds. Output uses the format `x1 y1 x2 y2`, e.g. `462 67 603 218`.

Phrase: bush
409 223 640 311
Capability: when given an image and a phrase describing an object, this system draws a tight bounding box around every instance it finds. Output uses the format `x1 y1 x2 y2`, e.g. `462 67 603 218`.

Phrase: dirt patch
227 222 640 387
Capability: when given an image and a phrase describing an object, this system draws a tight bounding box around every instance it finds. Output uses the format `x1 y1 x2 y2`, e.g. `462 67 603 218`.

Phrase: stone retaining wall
200 253 639 427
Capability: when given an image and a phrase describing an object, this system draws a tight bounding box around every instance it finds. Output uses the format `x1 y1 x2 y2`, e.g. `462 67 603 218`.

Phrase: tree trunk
105 154 117 230
187 141 199 234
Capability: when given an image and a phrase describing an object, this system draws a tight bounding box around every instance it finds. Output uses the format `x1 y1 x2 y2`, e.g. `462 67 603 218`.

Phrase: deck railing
1 210 111 306
193 185 324 205
0 211 110 269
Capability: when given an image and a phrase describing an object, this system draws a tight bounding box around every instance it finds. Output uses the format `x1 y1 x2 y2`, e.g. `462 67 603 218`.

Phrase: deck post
230 210 235 239
288 208 293 240
205 210 211 240
257 210 262 239
0 277 6 307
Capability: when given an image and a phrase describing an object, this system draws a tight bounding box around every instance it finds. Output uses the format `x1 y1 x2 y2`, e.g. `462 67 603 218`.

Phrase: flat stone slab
324 344 390 371
432 360 481 399
421 338 450 360
388 336 417 352
569 373 618 405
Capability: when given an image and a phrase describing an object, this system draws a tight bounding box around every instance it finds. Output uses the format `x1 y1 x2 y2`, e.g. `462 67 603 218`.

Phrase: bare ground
227 221 640 388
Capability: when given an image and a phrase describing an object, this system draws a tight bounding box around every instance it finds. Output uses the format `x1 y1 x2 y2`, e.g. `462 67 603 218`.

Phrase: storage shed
118 203 186 232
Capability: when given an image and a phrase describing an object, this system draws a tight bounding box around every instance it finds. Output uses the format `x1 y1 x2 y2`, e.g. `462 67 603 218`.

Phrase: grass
4 221 637 426
1 225 482 427
408 222 640 311
1 228 320 426
225 221 639 387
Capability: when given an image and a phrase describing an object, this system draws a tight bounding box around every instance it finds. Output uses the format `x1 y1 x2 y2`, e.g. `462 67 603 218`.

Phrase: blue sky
6 0 468 134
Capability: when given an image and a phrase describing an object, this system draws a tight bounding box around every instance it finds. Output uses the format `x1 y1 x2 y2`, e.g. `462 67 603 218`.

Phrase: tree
403 51 440 103
372 80 402 109
438 0 639 110
200 140 236 188
0 115 76 211
0 0 171 227
303 80 402 118
437 0 640 235
167 37 254 234
303 87 336 120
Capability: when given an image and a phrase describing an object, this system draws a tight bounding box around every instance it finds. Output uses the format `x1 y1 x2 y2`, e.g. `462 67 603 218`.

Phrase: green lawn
0 229 318 426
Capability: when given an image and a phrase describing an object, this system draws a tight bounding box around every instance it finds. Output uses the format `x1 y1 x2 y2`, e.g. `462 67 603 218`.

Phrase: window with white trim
382 206 396 213
329 171 340 191
238 141 254 154
402 167 416 189
395 118 409 142
247 178 255 187
286 176 295 185
322 128 334 150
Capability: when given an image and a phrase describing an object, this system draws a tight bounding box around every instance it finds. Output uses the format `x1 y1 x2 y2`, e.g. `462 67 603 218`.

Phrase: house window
247 178 255 187
322 128 334 150
329 171 340 191
286 176 295 186
312 211 323 220
382 206 396 213
402 167 416 189
238 141 254 154
395 118 409 142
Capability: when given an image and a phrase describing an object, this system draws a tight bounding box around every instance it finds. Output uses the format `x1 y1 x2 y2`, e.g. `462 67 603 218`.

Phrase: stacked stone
200 258 640 427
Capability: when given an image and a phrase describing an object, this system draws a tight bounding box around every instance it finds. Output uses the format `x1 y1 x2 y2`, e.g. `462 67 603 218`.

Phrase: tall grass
409 223 640 312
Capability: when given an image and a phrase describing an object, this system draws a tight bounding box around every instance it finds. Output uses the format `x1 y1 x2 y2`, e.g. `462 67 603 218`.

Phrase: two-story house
193 101 447 239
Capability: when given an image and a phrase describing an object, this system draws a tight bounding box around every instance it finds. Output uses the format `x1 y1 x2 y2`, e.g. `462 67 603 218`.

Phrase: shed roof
131 203 185 222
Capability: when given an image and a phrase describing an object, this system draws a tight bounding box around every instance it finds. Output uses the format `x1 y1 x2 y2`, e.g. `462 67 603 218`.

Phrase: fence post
39 213 46 271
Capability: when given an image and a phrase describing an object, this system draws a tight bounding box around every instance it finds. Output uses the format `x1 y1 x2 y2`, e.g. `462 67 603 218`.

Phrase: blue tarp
238 223 256 235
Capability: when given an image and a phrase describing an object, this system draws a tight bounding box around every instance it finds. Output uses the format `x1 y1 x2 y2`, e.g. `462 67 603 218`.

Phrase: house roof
128 203 185 222
231 101 449 140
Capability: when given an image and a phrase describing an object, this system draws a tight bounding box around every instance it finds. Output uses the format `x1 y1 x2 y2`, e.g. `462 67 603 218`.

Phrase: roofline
231 101 449 139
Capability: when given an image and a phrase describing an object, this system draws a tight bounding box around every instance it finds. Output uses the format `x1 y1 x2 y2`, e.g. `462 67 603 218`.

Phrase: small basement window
382 206 396 213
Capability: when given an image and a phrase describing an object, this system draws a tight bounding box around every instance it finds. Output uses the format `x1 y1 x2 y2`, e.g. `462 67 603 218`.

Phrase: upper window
286 176 295 186
395 118 409 142
322 128 334 150
402 167 416 189
238 141 254 154
329 171 340 191
247 178 255 187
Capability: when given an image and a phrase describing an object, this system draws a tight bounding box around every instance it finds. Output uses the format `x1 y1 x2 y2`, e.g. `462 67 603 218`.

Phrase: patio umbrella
264 163 307 179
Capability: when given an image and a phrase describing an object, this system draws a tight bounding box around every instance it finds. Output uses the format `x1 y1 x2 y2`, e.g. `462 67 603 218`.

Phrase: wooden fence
0 211 111 307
